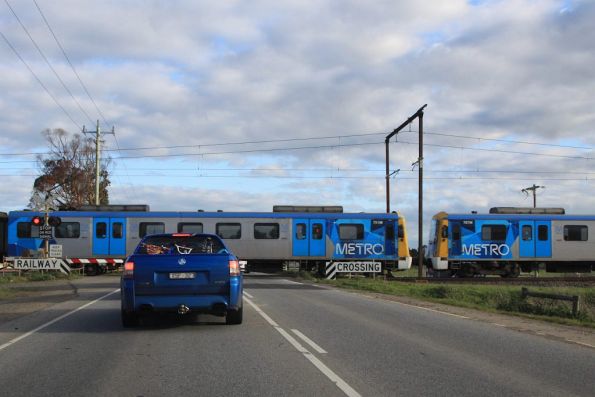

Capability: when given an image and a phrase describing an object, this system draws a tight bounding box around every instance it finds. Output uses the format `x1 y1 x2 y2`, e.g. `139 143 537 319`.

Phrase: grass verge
0 271 80 284
314 276 595 328
0 272 81 300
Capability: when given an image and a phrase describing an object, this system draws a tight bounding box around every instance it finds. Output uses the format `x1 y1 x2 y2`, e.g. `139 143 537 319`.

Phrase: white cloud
1 0 594 247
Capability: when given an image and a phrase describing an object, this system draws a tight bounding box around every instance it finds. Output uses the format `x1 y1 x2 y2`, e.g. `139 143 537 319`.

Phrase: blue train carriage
0 212 7 262
287 210 411 273
6 205 150 274
6 205 412 275
427 207 595 277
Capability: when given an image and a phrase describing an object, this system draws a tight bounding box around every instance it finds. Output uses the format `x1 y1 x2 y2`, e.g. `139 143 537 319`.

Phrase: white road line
245 296 279 327
395 301 470 319
244 297 360 397
567 340 595 349
291 329 328 354
0 288 120 352
243 291 254 299
280 280 303 285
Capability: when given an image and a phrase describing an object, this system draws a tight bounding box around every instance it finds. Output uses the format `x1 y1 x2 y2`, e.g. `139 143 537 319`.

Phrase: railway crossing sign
39 225 52 239
325 261 381 279
12 258 71 275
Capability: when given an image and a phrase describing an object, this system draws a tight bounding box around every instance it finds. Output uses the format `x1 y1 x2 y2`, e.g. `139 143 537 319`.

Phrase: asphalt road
0 274 593 397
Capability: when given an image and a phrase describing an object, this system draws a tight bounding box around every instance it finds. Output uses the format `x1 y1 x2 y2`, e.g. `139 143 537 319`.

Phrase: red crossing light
31 216 44 226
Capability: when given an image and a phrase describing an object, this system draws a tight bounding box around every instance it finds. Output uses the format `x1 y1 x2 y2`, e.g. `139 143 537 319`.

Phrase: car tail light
123 261 134 279
229 260 240 276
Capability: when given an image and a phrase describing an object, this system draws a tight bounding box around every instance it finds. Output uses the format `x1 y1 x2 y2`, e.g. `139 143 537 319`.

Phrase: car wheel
122 310 139 327
226 307 243 325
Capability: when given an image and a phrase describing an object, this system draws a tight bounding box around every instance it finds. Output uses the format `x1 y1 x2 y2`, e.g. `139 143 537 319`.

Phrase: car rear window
136 235 226 255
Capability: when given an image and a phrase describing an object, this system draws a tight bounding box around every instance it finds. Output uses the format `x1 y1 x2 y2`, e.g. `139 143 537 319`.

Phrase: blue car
120 233 243 326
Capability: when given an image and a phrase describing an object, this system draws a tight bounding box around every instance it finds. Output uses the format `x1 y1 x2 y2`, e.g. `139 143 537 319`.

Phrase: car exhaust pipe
178 304 190 315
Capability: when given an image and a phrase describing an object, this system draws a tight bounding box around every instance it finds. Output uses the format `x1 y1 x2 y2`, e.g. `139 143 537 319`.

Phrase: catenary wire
32 0 110 127
1 129 591 157
4 0 94 125
0 30 81 130
0 139 591 163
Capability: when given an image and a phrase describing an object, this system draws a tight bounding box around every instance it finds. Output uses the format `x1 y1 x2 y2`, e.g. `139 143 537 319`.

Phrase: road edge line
0 288 120 352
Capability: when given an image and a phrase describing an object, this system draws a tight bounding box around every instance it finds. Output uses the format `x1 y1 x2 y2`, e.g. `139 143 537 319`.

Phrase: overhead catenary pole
521 184 545 208
417 110 424 279
385 104 427 213
83 120 114 205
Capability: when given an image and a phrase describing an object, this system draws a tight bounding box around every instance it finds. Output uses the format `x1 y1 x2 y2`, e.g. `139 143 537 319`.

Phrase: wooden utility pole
522 184 545 208
83 120 114 205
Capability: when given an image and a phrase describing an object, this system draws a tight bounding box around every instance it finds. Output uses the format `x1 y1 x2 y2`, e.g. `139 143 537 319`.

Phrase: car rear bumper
121 277 242 313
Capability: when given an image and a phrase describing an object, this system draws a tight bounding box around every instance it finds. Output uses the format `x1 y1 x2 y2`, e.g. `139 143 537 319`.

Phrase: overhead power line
32 0 110 127
1 173 590 182
1 128 591 158
0 29 81 130
0 138 592 164
422 131 592 151
4 0 94 125
2 165 594 176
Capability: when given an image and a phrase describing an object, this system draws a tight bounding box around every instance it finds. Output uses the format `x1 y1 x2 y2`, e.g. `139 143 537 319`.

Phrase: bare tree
28 128 110 210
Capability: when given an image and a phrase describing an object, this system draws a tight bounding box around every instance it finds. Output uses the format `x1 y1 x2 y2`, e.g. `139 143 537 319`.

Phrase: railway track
389 276 595 286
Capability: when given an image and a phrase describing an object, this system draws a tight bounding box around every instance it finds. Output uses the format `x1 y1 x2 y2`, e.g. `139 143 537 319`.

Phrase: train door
292 219 326 257
519 221 535 257
310 220 325 256
93 217 126 256
535 221 552 257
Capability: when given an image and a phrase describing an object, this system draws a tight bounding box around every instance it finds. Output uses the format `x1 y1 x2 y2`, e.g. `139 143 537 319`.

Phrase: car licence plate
169 272 196 279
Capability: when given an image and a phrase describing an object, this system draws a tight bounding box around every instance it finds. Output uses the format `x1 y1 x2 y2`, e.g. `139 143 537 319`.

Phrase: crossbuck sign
325 261 381 280
11 258 71 275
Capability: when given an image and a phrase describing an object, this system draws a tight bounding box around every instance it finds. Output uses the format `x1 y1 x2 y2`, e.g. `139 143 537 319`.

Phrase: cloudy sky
1 0 593 246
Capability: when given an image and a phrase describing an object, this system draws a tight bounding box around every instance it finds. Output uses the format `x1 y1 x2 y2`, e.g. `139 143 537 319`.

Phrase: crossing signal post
48 216 62 227
31 213 61 258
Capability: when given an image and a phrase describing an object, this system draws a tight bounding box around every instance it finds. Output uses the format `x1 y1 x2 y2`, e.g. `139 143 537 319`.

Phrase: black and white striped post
325 261 337 280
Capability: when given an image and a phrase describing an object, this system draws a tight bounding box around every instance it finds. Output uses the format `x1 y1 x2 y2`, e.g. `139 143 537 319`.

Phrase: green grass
313 276 595 328
0 271 81 284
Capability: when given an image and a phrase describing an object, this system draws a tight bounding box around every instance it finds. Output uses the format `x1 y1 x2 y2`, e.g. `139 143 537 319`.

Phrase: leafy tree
28 128 110 210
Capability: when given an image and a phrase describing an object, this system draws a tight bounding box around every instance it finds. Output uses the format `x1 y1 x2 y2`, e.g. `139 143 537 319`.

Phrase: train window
538 225 548 241
55 222 80 238
17 222 37 238
254 223 280 239
216 223 241 239
522 225 532 241
481 225 507 241
139 222 165 238
113 222 123 239
563 225 588 241
312 223 323 240
178 222 203 234
387 224 395 240
452 224 461 241
96 222 107 239
339 224 364 240
296 223 306 240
